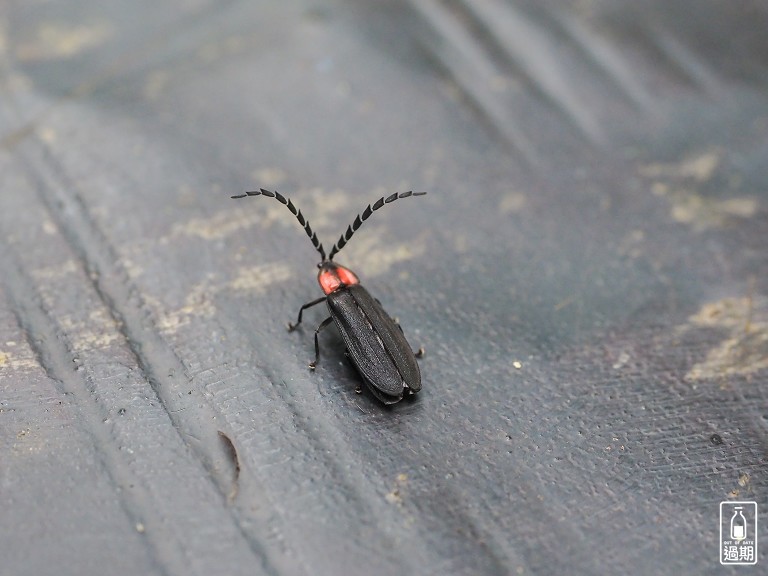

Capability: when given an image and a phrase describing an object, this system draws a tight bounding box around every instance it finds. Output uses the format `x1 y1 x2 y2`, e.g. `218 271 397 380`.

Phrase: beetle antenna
232 188 326 261
328 191 426 261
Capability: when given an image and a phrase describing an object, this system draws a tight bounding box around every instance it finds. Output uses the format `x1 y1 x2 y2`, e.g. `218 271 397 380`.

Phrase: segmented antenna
328 191 427 261
231 188 326 261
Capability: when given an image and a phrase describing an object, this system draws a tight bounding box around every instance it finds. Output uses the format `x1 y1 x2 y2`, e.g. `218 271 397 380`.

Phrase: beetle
231 188 426 404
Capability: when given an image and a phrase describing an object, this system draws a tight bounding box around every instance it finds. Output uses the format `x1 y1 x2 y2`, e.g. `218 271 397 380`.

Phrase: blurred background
1 1 766 574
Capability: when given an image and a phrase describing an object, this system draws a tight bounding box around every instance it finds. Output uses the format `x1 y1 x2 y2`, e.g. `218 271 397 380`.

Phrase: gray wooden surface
1 1 766 575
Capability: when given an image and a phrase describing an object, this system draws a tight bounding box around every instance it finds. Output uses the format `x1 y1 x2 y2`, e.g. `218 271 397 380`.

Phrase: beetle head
317 261 359 295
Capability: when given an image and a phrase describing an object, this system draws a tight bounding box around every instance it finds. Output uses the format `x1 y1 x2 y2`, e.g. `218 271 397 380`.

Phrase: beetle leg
309 316 334 370
391 318 425 358
287 296 326 331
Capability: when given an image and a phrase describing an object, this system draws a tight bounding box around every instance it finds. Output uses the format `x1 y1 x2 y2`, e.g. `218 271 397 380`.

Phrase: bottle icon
731 506 747 541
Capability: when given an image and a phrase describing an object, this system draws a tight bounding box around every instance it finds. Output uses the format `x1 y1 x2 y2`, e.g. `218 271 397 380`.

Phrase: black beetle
231 188 425 404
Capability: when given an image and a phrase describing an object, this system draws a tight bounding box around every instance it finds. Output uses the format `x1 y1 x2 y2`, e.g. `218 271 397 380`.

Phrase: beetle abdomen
327 285 421 403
